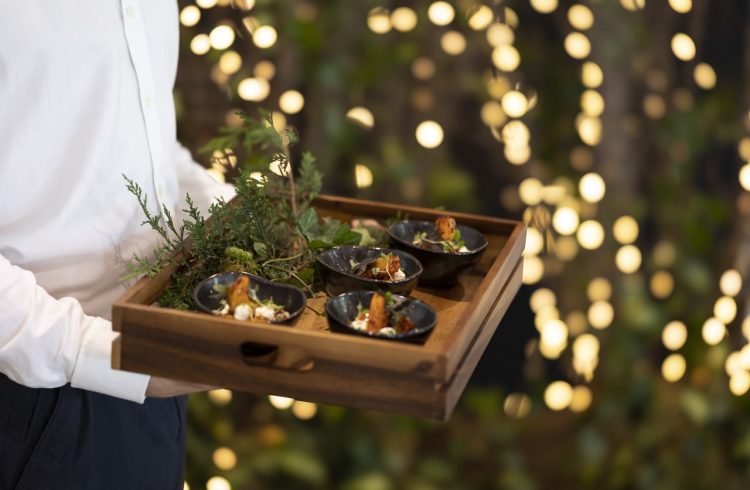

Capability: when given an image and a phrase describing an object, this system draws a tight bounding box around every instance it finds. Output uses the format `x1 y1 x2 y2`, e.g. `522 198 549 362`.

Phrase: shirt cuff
70 317 150 403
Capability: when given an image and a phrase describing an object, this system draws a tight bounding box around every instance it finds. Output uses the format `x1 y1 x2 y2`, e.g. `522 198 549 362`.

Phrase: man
0 2 232 488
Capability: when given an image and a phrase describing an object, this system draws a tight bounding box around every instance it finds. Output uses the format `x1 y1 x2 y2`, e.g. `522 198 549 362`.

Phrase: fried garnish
386 254 400 275
367 293 388 333
227 276 255 310
436 215 456 241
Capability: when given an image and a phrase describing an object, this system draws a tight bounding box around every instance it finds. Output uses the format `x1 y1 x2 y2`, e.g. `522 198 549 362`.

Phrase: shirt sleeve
0 254 150 403
174 141 236 214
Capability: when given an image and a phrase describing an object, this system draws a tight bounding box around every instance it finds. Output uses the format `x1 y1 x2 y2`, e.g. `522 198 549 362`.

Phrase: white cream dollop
254 305 277 322
378 327 397 337
393 269 406 281
350 318 368 331
458 246 469 253
233 303 252 321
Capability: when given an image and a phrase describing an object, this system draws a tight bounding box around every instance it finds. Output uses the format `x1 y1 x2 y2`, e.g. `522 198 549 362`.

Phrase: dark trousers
0 374 187 490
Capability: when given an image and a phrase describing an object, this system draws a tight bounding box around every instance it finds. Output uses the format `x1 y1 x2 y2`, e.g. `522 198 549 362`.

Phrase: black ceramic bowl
193 271 306 323
387 220 488 287
316 246 422 297
325 290 437 342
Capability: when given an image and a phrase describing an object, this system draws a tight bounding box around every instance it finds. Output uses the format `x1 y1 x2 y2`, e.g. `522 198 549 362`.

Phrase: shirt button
126 5 134 18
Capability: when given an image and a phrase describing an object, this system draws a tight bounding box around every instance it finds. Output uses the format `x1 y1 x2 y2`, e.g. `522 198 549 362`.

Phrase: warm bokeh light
587 277 612 302
467 5 494 30
555 236 578 261
501 91 529 118
209 25 235 50
291 401 318 420
579 172 606 202
530 288 556 312
180 6 201 27
367 7 392 34
643 94 667 119
725 351 742 377
253 25 278 48
519 178 543 205
671 33 696 61
740 164 750 191
346 107 375 129
720 269 743 297
577 220 605 250
714 296 737 324
206 477 231 490
524 227 544 256
661 354 686 383
620 0 646 11
662 321 687 351
573 334 600 361
480 101 507 127
613 216 639 244
702 318 726 346
487 23 515 47
441 31 467 56
503 393 532 419
650 271 674 299
581 90 605 117
744 317 750 340
415 120 444 148
615 245 642 274
522 256 545 285
218 51 242 75
544 381 573 411
492 45 521 72
553 207 580 235
212 447 237 471
354 164 373 189
564 32 591 59
694 63 717 90
668 0 692 14
568 4 594 30
730 371 750 396
391 7 418 32
427 1 455 26
278 90 304 114
190 34 211 55
588 301 614 329
268 395 294 409
254 60 276 80
208 389 232 405
196 0 218 8
582 62 604 88
530 0 559 14
237 77 270 101
569 385 593 412
577 116 602 145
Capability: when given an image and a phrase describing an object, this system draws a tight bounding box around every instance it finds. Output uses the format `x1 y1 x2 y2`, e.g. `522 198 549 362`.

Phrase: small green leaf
297 207 319 239
308 239 332 249
253 242 268 256
332 225 363 246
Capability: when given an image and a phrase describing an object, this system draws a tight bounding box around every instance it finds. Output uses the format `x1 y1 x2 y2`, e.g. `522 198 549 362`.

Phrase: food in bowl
349 291 416 337
213 275 292 322
350 252 406 281
412 216 470 253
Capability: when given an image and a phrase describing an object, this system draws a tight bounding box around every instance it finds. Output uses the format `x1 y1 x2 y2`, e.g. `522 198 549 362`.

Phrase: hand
146 375 217 398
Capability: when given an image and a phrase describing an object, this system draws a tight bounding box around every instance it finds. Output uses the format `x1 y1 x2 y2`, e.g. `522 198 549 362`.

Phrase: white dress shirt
0 1 233 402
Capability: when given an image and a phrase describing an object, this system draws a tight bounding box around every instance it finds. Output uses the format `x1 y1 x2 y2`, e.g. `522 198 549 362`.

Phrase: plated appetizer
193 271 306 324
412 216 470 253
387 217 489 286
325 290 437 341
350 253 406 281
214 275 291 322
350 292 415 337
316 246 422 296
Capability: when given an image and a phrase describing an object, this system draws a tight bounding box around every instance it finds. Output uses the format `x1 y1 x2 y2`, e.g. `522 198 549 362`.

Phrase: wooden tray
112 195 526 420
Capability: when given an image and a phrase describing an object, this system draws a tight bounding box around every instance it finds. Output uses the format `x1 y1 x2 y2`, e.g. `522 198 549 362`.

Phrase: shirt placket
120 0 170 212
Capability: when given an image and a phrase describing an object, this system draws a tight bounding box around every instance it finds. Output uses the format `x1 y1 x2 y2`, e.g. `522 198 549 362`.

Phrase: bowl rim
316 245 423 285
324 290 437 340
386 220 489 256
193 270 307 322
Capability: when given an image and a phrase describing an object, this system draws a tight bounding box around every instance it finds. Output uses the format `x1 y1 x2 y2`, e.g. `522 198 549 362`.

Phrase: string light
524 228 545 256
427 2 455 26
219 51 242 75
662 321 687 350
492 45 521 72
564 32 592 59
702 318 726 346
501 91 528 118
415 121 444 149
206 477 231 490
671 33 696 61
346 107 375 129
714 296 737 324
553 207 580 235
180 6 201 27
588 301 614 329
522 256 545 285
530 288 556 312
254 60 276 80
694 63 717 90
253 25 278 48
487 23 515 47
190 34 211 55
238 77 270 101
208 389 232 405
467 5 494 31
354 164 374 188
544 381 573 411
720 270 742 296
441 31 467 56
587 277 612 302
530 0 559 14
615 245 642 274
291 401 318 420
579 172 606 202
577 220 605 250
730 371 750 396
391 7 417 32
212 447 237 471
278 90 304 114
568 5 594 30
661 354 686 382
613 216 639 244
668 0 692 14
209 25 235 50
569 386 593 412
196 0 219 8
268 395 294 409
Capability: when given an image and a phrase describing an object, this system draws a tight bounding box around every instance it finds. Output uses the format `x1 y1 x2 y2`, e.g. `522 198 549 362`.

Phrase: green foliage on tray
124 111 366 309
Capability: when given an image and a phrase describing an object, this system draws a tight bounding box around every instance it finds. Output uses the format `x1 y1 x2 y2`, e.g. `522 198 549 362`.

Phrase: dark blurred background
174 1 750 489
